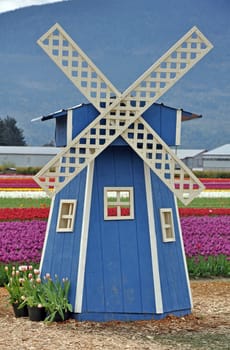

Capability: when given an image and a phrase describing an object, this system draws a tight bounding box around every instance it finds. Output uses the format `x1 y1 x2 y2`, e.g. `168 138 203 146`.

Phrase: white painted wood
144 163 163 314
35 25 212 202
56 199 77 232
74 161 95 313
39 195 55 271
37 23 121 111
104 187 134 220
122 116 205 205
173 195 193 309
175 109 182 146
160 208 175 242
67 109 73 143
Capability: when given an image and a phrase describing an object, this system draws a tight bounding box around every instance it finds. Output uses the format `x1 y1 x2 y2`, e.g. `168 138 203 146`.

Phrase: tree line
0 116 27 146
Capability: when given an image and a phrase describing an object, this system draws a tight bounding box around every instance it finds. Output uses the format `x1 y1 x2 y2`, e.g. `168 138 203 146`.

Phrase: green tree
0 116 27 146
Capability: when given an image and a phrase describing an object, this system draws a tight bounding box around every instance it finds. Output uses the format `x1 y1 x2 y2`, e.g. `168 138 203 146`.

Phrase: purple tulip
0 221 46 263
0 215 229 264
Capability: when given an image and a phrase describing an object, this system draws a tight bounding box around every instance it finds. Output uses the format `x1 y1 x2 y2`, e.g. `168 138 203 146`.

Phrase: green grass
1 197 229 209
178 197 230 208
0 198 51 208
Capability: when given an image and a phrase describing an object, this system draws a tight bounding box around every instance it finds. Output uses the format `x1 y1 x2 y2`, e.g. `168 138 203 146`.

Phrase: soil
0 279 229 350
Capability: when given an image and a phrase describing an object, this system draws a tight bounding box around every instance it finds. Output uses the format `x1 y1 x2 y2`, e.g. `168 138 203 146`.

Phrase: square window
56 199 77 232
104 187 134 220
160 208 175 242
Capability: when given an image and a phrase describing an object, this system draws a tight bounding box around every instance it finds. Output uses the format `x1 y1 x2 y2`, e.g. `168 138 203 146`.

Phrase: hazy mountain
0 0 229 150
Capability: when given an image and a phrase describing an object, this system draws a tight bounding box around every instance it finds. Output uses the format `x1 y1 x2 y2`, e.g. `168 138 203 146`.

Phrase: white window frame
104 187 134 220
160 208 175 242
56 199 77 232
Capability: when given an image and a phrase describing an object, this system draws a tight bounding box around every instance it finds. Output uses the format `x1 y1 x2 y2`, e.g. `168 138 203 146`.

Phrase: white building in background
202 144 230 171
0 145 230 171
0 146 60 168
173 148 206 170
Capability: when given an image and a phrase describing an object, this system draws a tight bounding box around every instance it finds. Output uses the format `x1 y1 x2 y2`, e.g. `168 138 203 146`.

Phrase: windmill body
35 24 213 321
40 102 194 321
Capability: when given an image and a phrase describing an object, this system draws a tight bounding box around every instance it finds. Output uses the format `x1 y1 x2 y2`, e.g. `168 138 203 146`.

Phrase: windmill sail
35 24 212 203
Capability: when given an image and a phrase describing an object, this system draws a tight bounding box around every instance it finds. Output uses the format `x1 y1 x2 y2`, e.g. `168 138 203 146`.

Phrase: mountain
0 0 229 150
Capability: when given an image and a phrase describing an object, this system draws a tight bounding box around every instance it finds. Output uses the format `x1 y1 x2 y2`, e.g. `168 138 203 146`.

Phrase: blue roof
32 102 201 123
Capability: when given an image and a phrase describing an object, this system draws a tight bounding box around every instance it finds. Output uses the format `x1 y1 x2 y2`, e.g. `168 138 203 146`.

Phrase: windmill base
70 309 191 322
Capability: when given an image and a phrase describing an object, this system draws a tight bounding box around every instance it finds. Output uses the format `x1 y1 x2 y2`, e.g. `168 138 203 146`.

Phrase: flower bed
1 207 229 221
0 176 39 189
181 216 230 258
1 176 229 190
0 191 48 198
0 221 46 263
0 208 49 221
179 208 230 216
0 214 229 266
174 178 230 190
200 178 230 189
0 176 229 278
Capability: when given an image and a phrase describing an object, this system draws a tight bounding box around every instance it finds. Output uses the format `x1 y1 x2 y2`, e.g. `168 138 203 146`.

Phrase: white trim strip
144 163 163 314
74 160 95 312
39 195 55 271
174 195 193 308
67 109 73 143
175 109 182 146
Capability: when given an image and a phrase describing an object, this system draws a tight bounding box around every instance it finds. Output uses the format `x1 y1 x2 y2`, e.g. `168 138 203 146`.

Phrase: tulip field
0 175 229 282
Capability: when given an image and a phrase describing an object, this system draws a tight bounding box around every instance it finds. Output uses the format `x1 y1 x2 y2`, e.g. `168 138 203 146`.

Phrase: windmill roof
31 103 201 123
31 104 82 122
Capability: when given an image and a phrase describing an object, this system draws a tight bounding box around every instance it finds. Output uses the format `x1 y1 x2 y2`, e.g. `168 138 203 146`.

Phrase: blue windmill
34 24 212 321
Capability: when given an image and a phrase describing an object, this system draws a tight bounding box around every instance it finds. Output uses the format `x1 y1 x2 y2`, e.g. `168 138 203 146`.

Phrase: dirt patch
0 279 229 349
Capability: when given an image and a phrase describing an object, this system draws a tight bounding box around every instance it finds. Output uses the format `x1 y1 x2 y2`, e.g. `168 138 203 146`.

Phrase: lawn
0 196 230 208
0 198 51 208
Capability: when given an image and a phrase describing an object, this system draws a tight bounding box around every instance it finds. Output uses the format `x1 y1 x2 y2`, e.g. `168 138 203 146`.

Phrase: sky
0 0 229 149
0 0 67 13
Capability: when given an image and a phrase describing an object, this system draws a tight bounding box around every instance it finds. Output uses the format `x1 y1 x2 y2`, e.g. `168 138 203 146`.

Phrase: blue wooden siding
73 103 178 146
55 116 67 147
53 103 179 146
150 171 191 312
41 144 190 320
143 103 178 146
40 168 87 305
72 104 98 138
81 145 156 315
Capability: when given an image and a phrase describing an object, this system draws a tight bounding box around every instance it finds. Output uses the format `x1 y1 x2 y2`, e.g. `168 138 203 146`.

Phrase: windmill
34 24 213 321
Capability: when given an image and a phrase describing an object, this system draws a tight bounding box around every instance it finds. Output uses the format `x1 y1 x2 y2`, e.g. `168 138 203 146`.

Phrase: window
104 187 134 220
56 199 77 232
160 208 175 242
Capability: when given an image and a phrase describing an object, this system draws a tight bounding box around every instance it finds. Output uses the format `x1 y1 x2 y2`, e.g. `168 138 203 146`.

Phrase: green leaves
187 255 230 278
41 275 72 323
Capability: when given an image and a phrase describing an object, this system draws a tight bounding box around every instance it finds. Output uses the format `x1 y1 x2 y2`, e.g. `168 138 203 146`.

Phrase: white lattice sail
122 117 205 205
34 24 212 202
37 23 120 110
